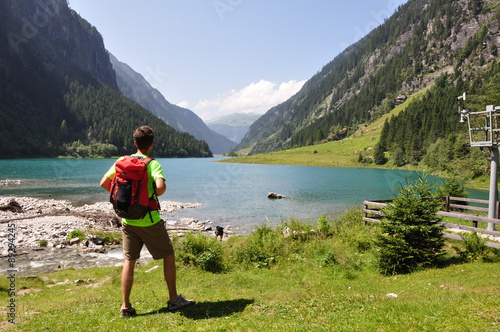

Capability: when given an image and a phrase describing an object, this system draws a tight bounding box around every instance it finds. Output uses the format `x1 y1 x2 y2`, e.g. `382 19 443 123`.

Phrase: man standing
100 125 195 318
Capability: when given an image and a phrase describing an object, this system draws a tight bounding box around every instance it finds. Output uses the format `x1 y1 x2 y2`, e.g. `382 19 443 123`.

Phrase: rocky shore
0 196 232 276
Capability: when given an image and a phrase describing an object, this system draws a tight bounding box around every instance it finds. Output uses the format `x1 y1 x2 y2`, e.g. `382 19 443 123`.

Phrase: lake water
0 157 487 233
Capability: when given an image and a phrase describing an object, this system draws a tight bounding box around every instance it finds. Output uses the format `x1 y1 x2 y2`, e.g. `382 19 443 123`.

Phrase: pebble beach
0 196 232 276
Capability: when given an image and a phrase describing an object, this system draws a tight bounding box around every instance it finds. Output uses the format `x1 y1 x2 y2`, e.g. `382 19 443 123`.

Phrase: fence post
363 202 367 225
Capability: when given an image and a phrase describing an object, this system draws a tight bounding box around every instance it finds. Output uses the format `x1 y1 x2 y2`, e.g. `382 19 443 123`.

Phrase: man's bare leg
163 253 178 302
122 259 136 309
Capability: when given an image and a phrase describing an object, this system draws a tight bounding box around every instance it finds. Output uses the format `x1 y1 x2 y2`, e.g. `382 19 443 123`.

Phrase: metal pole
488 147 498 231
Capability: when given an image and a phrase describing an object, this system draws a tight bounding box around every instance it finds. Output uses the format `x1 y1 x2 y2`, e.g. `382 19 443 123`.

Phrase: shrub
318 252 337 267
328 208 373 251
178 232 224 273
230 225 283 268
196 248 224 273
225 211 376 274
455 231 488 262
67 230 85 241
317 214 333 236
38 239 48 247
376 175 445 275
282 217 316 242
89 231 122 245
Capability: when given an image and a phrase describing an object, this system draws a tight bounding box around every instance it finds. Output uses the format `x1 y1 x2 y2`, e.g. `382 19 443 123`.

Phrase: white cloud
176 101 190 109
193 79 306 121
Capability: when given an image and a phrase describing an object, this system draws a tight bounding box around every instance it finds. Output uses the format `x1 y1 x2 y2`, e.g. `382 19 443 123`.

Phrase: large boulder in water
267 192 286 199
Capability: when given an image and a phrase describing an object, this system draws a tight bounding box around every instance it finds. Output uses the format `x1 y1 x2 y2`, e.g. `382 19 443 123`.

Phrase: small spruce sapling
376 174 445 275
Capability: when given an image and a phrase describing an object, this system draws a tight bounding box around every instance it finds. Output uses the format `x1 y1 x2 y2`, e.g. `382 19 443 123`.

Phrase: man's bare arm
100 176 112 192
155 178 166 196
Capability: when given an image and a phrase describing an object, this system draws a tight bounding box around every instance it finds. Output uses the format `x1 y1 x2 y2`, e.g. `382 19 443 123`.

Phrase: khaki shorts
122 220 174 260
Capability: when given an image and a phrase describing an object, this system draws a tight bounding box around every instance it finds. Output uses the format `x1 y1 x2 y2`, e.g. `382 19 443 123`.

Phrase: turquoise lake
0 157 486 233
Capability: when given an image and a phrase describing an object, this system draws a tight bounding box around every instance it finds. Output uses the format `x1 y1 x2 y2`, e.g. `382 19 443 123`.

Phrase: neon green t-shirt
104 154 165 227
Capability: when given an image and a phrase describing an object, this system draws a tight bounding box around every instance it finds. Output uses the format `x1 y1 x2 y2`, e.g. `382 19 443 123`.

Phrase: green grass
1 210 499 331
223 129 384 168
4 263 499 331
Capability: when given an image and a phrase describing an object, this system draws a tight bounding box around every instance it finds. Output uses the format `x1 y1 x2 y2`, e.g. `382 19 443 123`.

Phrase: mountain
237 0 500 157
110 54 236 155
0 0 212 158
206 113 261 144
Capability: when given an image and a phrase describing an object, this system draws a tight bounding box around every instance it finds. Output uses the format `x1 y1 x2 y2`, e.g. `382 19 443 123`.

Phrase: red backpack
109 155 159 220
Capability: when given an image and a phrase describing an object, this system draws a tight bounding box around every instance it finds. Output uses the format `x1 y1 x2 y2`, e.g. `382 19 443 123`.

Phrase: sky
68 0 408 121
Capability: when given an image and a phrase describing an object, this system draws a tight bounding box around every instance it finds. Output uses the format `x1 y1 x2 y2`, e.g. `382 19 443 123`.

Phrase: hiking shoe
167 295 195 311
120 306 136 318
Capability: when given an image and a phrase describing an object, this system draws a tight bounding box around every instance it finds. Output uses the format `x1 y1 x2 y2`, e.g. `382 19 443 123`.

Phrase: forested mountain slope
237 0 500 161
110 54 235 155
0 0 212 158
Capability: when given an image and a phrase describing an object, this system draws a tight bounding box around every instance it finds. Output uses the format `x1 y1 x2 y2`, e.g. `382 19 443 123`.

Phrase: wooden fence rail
363 196 500 249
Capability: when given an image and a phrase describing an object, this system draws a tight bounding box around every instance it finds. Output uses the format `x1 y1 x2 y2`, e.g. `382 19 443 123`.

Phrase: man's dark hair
134 126 154 150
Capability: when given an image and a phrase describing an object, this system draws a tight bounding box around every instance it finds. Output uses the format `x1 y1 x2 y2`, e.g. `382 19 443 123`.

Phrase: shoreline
218 155 491 191
0 196 230 276
0 196 228 250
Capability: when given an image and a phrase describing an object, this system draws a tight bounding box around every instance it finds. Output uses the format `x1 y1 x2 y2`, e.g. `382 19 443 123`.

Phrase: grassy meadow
1 209 499 331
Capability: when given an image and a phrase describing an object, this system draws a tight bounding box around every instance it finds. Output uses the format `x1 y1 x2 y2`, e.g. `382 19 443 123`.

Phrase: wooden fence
363 196 500 249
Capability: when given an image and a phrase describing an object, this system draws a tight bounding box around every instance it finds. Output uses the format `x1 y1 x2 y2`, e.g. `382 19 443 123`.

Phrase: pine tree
376 175 445 275
373 144 387 165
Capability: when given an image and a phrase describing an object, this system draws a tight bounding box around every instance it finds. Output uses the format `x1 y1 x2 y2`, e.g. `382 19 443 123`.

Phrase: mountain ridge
237 0 499 156
206 113 261 144
0 0 212 158
110 54 236 154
